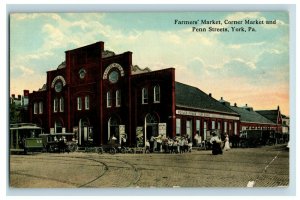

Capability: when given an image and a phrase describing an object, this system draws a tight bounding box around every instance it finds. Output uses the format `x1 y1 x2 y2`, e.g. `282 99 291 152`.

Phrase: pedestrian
210 132 222 155
224 134 231 151
145 140 150 153
150 136 154 152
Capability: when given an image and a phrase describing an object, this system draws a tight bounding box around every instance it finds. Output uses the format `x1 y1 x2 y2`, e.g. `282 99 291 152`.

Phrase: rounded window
108 70 119 83
54 81 63 93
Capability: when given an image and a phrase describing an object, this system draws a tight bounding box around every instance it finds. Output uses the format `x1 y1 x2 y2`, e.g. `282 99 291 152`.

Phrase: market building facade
26 41 282 146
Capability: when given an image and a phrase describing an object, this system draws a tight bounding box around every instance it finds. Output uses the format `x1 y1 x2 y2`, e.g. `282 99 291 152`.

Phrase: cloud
10 13 289 115
12 65 35 77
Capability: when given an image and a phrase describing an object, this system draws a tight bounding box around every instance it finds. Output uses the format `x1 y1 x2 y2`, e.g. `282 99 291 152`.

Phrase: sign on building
136 126 144 147
158 123 167 137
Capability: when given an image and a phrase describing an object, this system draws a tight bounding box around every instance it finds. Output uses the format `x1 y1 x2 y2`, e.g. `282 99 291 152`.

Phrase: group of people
146 135 193 154
210 132 231 155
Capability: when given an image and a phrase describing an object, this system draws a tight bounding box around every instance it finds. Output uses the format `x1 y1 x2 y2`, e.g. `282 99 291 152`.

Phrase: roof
175 82 237 115
256 110 279 124
230 106 275 125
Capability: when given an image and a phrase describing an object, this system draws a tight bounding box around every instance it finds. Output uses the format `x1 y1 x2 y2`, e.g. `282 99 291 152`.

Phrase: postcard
9 11 290 193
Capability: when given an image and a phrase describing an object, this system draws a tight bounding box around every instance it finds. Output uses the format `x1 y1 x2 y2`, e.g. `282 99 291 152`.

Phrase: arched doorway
79 118 93 146
55 120 63 133
108 115 120 144
144 113 159 144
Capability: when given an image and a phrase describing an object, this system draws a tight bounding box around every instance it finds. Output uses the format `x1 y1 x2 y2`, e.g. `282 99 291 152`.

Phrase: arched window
154 85 160 103
85 96 89 110
39 102 43 114
34 103 38 114
142 87 148 104
60 97 64 112
54 98 58 113
107 91 112 108
77 97 82 111
116 90 121 107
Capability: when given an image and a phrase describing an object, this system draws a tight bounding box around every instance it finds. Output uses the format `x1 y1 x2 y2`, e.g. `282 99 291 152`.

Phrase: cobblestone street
9 144 289 188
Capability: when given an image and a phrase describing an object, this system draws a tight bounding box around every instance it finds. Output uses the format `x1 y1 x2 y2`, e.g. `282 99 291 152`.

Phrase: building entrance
79 118 92 145
145 113 159 143
108 116 120 144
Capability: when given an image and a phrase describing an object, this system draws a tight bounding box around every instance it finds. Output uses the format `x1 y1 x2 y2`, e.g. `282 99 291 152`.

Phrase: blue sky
10 12 289 115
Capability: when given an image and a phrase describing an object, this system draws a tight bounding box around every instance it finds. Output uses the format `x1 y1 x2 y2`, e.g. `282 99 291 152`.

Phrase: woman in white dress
224 134 231 151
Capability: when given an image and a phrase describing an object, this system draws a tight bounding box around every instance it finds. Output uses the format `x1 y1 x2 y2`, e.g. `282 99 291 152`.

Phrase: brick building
27 41 281 146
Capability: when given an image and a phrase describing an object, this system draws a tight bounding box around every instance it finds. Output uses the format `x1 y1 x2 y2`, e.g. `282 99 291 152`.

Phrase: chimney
12 94 15 99
23 90 29 97
209 93 212 97
245 104 248 107
18 95 21 100
221 97 223 100
234 103 237 107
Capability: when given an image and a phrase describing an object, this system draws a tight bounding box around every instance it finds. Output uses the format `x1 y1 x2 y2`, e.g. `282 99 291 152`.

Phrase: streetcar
9 123 43 154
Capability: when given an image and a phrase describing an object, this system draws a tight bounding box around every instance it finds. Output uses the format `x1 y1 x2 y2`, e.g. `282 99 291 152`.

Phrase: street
9 144 289 188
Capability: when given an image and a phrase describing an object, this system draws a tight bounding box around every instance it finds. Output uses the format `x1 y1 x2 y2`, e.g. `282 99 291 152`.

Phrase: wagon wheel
109 147 116 154
96 147 103 154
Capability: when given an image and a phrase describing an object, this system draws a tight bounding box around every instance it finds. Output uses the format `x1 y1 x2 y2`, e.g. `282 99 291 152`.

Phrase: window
234 122 237 135
39 102 43 114
85 96 89 110
60 97 64 112
212 120 215 130
54 98 58 112
224 121 227 133
116 90 121 107
154 85 160 103
77 97 82 110
34 103 38 114
107 91 112 107
218 122 221 130
142 88 148 104
196 120 200 134
186 120 192 138
176 118 181 135
203 121 207 140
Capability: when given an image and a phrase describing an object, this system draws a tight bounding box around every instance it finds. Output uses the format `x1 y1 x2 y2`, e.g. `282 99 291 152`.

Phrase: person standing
223 134 231 151
210 132 222 155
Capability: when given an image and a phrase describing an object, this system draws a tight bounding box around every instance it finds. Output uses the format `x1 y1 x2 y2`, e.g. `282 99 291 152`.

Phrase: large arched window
108 115 120 143
142 87 148 104
55 120 62 133
144 112 159 146
154 85 160 103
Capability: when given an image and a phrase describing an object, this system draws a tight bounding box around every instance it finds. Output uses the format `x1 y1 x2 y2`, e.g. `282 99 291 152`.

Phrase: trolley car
10 123 43 154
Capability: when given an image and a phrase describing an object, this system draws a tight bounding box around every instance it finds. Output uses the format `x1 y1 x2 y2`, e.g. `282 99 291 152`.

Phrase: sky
10 12 289 115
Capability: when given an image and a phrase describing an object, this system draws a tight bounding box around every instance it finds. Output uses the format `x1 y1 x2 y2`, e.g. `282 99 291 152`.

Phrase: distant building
219 98 279 132
10 90 30 123
256 106 283 134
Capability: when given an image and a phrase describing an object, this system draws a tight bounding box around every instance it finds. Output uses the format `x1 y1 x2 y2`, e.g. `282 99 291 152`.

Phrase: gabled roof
256 110 279 124
175 82 237 115
230 106 275 125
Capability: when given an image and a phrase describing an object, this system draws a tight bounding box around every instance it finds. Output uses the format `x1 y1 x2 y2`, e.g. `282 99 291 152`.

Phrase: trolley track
9 145 289 187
